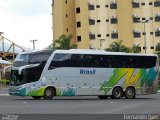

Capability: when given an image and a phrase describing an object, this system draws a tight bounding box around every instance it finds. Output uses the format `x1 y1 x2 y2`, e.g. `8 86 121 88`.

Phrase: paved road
0 93 160 120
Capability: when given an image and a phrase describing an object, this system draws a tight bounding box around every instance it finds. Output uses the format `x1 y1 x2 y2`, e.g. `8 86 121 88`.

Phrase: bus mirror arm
18 64 40 75
3 65 12 75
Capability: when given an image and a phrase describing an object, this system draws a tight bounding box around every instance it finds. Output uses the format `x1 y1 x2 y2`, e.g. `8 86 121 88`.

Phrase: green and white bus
9 49 159 99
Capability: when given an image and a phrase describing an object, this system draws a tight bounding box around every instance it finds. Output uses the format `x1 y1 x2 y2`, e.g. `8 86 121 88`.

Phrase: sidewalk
0 84 9 96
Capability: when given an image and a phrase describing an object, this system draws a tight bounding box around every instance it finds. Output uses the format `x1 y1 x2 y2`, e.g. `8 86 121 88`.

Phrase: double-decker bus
9 49 159 99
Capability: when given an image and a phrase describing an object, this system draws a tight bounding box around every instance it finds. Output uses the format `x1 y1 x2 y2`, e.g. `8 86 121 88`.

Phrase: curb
0 94 9 96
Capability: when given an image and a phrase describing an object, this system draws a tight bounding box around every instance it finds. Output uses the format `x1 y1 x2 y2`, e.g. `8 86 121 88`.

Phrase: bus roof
54 49 157 57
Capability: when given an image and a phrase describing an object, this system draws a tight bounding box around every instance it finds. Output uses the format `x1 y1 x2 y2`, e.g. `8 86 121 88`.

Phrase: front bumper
9 86 26 96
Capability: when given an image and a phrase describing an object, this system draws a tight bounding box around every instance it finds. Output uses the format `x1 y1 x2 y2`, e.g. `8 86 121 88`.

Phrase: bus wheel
43 87 55 99
98 95 108 99
111 87 123 99
32 96 42 99
125 87 135 99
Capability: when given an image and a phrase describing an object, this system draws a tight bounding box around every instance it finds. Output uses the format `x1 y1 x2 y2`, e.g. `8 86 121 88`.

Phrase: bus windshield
13 53 29 67
10 70 26 86
11 50 53 85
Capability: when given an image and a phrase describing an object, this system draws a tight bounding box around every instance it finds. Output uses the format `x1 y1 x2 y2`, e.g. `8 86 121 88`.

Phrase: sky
0 0 52 50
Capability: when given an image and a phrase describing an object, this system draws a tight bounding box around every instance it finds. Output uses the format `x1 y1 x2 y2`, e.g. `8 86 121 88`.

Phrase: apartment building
52 0 160 53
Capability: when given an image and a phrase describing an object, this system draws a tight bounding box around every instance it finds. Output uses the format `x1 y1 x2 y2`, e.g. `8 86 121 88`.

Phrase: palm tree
132 44 141 53
105 40 131 53
46 34 77 50
54 34 77 49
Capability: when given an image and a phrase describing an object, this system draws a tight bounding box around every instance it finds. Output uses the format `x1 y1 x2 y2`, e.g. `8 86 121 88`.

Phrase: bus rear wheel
98 95 108 99
43 87 55 100
32 96 42 99
125 87 135 99
111 87 123 99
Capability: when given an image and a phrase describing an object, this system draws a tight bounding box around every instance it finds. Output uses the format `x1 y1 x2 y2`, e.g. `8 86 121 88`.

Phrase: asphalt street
0 93 160 120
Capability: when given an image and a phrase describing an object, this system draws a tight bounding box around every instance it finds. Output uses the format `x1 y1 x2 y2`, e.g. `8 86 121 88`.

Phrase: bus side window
48 54 71 70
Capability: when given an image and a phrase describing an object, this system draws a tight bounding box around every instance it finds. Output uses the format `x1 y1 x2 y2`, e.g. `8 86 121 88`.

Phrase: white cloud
0 0 52 50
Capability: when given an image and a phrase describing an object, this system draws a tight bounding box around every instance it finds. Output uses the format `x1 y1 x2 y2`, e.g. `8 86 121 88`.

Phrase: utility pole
30 40 38 50
99 39 106 49
138 20 149 54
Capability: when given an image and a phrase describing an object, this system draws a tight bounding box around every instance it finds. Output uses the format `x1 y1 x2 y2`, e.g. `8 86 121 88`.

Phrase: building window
151 46 154 49
105 5 109 8
76 7 80 13
106 19 109 22
66 14 68 18
97 34 101 37
111 16 118 24
133 33 141 38
66 28 68 32
154 1 160 7
97 20 101 23
155 13 160 22
89 32 96 40
77 36 81 42
142 18 146 20
110 1 117 9
143 47 147 50
96 5 100 8
155 28 160 37
150 17 153 20
149 2 153 5
111 33 118 39
106 34 110 37
132 15 140 23
141 3 145 6
88 3 95 10
77 21 81 27
142 32 146 35
89 17 95 25
156 43 160 51
132 1 140 8
111 30 118 39
65 0 67 4
150 32 154 35
133 29 141 38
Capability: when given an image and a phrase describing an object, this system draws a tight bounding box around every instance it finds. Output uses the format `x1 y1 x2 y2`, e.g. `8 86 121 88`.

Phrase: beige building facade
52 0 160 53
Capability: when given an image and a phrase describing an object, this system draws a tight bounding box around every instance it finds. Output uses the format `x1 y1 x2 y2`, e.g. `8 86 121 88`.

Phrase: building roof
0 42 32 53
0 59 12 65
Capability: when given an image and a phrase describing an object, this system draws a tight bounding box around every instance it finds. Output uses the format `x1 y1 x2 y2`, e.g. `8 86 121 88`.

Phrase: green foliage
47 34 77 50
155 43 160 51
105 40 131 53
0 79 10 85
132 45 141 53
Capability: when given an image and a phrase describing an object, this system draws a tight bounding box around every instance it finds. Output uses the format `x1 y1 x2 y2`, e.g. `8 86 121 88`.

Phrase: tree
132 45 141 53
105 40 131 53
46 34 77 50
54 34 77 49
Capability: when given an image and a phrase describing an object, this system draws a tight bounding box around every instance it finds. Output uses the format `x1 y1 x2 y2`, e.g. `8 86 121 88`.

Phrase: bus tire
111 87 123 99
32 96 42 99
125 87 135 99
98 95 108 99
43 87 55 99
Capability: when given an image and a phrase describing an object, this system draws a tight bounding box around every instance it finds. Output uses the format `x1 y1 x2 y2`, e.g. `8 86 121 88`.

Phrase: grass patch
0 79 10 85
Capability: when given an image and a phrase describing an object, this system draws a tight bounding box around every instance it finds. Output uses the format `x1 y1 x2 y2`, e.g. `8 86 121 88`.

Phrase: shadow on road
10 96 157 101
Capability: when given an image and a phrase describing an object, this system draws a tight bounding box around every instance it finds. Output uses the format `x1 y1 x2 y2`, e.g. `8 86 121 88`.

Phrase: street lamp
0 32 4 36
138 20 149 54
30 39 38 50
